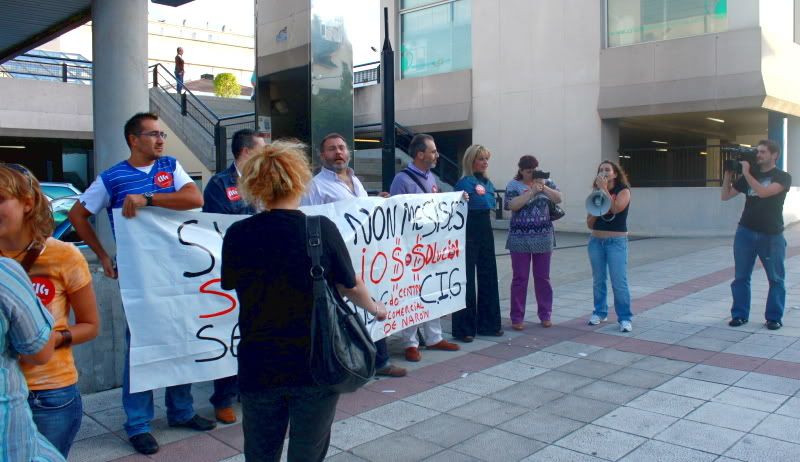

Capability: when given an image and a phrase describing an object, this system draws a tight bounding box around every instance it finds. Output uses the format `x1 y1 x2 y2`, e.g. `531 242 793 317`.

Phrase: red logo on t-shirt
475 184 486 195
154 171 173 188
226 186 241 202
30 277 56 306
431 184 439 193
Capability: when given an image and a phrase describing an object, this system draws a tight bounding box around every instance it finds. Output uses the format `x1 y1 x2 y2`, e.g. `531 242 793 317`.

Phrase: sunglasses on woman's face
1 163 35 188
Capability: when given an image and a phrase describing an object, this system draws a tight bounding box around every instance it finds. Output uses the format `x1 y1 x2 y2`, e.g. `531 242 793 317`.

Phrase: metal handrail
352 121 461 184
149 64 219 118
217 112 255 122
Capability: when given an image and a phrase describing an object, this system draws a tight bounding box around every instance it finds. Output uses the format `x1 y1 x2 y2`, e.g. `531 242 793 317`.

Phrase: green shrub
213 73 240 98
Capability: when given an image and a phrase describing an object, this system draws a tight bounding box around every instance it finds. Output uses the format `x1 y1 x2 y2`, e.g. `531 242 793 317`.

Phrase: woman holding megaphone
586 160 633 332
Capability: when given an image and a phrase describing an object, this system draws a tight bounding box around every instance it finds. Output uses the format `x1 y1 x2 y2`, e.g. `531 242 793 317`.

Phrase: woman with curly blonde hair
0 163 99 458
221 140 387 461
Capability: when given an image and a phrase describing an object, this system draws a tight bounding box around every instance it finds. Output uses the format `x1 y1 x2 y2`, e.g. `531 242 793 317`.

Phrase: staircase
353 122 460 193
148 64 255 172
148 63 460 190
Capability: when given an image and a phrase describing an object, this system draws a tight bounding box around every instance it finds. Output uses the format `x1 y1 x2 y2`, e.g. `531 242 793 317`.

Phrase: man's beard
324 162 346 172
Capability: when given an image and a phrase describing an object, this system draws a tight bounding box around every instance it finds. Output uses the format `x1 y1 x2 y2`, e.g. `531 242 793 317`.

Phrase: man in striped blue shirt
0 257 64 462
68 112 210 455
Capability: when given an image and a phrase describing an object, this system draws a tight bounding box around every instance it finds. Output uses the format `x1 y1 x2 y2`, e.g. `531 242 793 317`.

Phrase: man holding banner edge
389 133 463 362
68 112 213 455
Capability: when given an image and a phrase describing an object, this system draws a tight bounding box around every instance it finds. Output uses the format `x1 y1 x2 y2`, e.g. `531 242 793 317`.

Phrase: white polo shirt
301 167 368 206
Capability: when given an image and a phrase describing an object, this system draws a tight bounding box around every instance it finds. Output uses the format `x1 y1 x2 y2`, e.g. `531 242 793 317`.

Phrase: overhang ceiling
0 0 194 64
0 0 91 63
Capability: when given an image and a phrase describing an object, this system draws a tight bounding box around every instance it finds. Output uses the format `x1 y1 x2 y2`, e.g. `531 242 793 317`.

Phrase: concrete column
768 110 788 170
786 115 800 176
74 0 149 392
601 119 620 163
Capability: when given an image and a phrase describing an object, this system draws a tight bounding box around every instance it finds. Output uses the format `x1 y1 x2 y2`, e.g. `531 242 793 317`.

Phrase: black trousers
452 209 501 337
241 386 339 462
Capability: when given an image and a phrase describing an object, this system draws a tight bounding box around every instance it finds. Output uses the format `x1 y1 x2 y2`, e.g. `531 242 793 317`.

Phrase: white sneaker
588 314 607 325
620 320 633 332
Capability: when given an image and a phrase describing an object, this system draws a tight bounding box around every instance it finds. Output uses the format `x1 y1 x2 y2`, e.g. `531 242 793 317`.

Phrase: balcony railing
0 52 92 84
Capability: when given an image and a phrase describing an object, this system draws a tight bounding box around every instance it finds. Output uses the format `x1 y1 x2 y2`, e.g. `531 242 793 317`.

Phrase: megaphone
585 190 611 216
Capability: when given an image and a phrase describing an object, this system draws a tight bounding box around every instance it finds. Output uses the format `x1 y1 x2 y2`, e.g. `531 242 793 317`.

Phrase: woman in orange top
0 164 99 458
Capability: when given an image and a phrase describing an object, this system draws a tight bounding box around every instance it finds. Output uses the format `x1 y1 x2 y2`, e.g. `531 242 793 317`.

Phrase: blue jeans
28 384 82 457
731 226 786 322
588 236 632 322
375 338 389 370
123 331 195 437
211 376 238 409
241 386 339 462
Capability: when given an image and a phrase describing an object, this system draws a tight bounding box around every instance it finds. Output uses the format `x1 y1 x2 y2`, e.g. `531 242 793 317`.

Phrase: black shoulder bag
306 215 376 393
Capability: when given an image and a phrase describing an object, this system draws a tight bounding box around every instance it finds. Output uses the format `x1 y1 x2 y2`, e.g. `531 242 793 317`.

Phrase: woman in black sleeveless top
586 161 633 332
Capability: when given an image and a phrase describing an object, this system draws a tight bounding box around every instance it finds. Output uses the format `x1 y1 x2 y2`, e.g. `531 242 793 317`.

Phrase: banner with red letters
114 192 467 392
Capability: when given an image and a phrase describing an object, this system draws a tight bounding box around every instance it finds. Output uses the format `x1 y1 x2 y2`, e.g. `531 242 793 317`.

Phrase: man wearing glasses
68 112 211 455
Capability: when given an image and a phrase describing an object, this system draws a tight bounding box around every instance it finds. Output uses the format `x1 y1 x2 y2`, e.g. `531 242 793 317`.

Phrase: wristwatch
143 191 154 207
56 329 72 349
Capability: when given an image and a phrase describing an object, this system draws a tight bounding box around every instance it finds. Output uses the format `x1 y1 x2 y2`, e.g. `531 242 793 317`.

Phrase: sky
149 0 381 65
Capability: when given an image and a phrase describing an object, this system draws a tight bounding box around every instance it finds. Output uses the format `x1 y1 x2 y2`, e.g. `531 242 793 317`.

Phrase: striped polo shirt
100 156 179 231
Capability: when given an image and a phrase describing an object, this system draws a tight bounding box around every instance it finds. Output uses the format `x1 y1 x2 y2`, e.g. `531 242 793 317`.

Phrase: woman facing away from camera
586 160 633 333
504 155 562 329
220 140 387 462
452 144 504 342
0 164 99 458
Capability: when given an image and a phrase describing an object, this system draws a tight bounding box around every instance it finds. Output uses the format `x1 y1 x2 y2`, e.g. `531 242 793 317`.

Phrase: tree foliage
213 73 240 98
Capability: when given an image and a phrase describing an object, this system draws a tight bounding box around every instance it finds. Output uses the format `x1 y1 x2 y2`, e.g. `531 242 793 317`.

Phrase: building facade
355 0 800 235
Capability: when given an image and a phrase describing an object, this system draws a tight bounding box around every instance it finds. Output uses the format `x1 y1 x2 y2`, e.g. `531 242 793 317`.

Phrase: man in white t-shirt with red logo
68 112 211 455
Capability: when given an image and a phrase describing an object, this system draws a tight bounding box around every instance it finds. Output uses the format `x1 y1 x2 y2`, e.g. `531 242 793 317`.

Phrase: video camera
723 146 758 174
532 170 550 180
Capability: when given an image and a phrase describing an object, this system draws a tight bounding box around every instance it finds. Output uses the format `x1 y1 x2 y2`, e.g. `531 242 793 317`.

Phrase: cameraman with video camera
721 139 792 330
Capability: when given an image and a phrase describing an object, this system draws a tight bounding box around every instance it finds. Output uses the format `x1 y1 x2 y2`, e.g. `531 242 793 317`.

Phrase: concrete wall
160 122 213 185
471 0 604 233
760 0 800 116
354 69 472 132
598 27 766 118
41 21 255 86
0 79 92 139
553 187 800 237
72 255 127 393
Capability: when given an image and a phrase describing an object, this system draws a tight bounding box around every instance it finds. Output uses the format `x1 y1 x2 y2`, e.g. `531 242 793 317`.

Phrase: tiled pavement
69 227 800 462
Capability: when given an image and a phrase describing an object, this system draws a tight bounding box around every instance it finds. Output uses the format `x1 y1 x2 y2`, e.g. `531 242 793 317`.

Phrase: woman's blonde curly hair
0 165 54 244
238 139 312 209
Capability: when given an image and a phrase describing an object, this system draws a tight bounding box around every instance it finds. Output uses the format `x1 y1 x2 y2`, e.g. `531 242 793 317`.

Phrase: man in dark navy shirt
721 139 792 330
202 128 266 424
203 129 266 215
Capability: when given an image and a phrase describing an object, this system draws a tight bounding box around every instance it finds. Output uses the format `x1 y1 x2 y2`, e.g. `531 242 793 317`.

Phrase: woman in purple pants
504 155 562 329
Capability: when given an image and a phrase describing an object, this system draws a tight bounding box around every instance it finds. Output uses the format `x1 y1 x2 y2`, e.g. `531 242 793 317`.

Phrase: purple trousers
510 251 553 323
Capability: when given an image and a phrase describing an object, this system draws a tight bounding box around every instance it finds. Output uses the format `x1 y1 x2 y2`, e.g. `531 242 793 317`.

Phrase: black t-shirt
734 168 792 234
221 209 356 390
592 183 630 232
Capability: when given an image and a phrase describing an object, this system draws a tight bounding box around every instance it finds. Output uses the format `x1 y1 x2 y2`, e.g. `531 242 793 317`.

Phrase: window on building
607 0 728 47
400 0 471 79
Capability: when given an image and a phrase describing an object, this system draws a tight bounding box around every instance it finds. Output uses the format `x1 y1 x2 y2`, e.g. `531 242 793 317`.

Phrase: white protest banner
115 192 467 392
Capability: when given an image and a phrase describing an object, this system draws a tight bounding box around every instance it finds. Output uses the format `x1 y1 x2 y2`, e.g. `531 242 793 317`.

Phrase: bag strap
20 242 44 273
305 215 326 297
401 169 429 193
